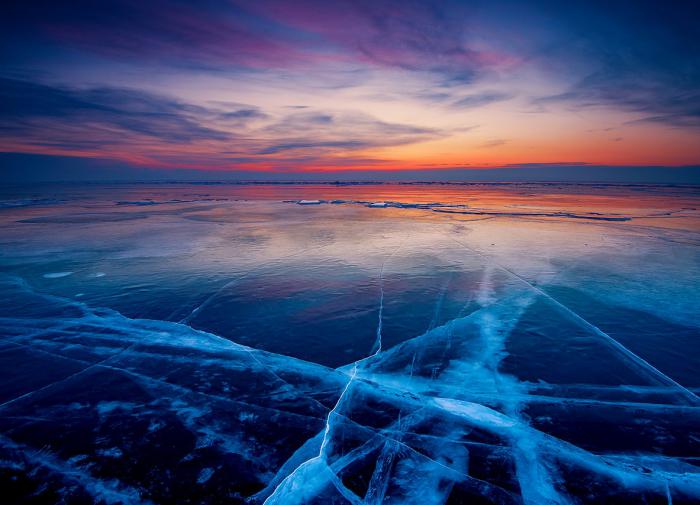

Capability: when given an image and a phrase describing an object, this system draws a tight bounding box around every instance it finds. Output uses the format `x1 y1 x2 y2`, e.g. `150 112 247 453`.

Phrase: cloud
258 141 374 155
4 0 317 70
453 91 512 109
4 0 518 83
250 0 518 81
0 77 442 169
537 76 700 128
480 139 508 148
218 109 268 121
259 111 441 154
528 1 700 128
0 77 233 144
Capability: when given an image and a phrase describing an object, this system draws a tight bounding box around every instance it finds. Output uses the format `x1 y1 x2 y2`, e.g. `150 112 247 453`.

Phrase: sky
1 0 699 181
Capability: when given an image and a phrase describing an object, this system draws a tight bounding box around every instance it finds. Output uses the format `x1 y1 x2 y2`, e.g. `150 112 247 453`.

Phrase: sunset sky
1 0 699 180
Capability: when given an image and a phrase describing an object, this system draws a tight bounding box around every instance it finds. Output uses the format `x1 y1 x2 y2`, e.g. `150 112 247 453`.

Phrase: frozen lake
1 182 699 504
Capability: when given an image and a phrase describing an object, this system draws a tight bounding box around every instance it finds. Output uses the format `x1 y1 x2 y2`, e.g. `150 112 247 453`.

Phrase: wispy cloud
0 77 441 170
261 111 440 152
528 2 700 128
0 78 234 144
453 91 512 109
4 0 518 82
480 139 508 148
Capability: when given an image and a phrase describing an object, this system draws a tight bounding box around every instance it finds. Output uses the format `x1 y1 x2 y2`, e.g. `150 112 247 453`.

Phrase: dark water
0 183 699 504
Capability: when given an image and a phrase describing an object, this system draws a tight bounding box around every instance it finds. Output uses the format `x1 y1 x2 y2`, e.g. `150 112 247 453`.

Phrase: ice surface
0 183 699 504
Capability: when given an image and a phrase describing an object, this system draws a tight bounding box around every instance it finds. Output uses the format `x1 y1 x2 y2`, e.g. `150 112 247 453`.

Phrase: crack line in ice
447 234 700 406
261 243 401 504
1 276 354 431
240 347 332 414
2 339 95 367
0 338 141 411
435 234 700 501
179 242 334 324
98 364 328 423
357 266 564 504
2 277 92 317
318 406 522 502
264 403 510 500
351 377 691 498
326 467 364 504
265 266 544 503
2 325 337 424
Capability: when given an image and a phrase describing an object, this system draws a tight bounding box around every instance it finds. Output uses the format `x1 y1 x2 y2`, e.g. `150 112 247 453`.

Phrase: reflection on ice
0 183 699 503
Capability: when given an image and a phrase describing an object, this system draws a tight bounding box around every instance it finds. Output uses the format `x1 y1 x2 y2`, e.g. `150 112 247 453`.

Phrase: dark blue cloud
261 111 441 150
453 92 512 109
528 0 700 127
258 140 373 155
2 0 306 70
219 109 267 121
0 77 238 145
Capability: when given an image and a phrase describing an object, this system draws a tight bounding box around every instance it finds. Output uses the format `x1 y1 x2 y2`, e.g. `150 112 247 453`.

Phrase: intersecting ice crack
253 230 700 504
261 242 402 504
0 319 141 411
3 230 700 505
260 268 527 502
0 276 330 417
446 233 700 406
422 232 700 503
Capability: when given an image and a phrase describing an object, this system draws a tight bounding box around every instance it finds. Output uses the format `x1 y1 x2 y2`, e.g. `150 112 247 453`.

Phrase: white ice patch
97 447 123 458
43 271 73 279
434 397 517 429
96 401 138 416
197 468 215 484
